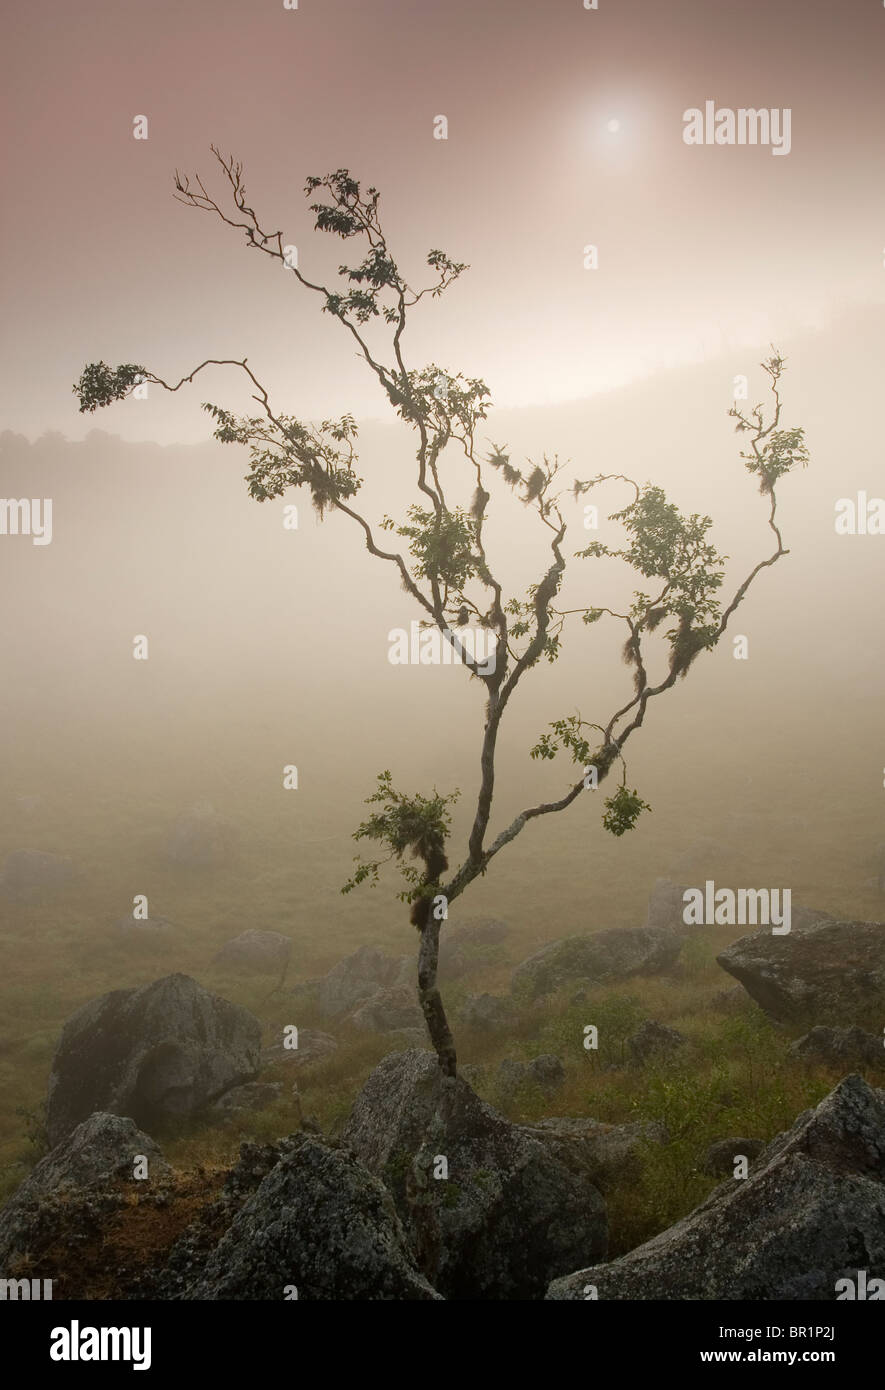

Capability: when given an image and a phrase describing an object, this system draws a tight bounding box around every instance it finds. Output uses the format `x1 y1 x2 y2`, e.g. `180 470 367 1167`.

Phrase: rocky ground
1 856 884 1299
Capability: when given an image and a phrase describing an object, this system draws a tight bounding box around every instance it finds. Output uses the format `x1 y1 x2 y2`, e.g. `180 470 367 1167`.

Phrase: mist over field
3 311 883 1172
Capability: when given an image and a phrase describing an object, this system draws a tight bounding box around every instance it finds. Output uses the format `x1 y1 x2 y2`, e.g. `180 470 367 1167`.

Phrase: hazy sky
2 0 884 442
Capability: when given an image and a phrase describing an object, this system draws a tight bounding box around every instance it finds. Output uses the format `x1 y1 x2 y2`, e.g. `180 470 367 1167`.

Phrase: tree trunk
416 906 457 1076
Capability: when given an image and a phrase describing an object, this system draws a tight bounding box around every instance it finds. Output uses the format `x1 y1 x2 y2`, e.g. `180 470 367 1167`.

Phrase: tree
74 150 810 1077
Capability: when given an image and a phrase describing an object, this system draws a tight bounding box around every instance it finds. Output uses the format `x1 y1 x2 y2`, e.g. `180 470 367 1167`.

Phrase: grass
1 714 883 1262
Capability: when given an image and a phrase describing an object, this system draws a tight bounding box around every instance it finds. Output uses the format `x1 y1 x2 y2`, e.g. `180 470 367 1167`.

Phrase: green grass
1 715 883 1260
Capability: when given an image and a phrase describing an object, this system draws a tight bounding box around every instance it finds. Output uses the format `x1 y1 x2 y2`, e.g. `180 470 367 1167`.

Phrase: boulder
703 1137 765 1176
46 973 261 1145
643 878 693 935
213 930 291 975
717 918 885 1025
0 848 73 902
262 1029 338 1069
460 992 514 1032
0 1113 169 1266
208 1082 283 1115
184 1134 441 1300
341 1049 607 1299
647 878 833 939
166 803 237 867
628 1020 686 1064
790 1026 883 1069
520 1116 668 1192
347 985 423 1033
547 1074 885 1299
497 1055 565 1097
512 927 681 1000
316 944 412 1021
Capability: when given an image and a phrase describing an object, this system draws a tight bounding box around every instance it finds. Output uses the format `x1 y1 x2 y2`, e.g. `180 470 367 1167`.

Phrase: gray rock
547 1074 885 1299
526 1054 566 1089
703 1137 765 1176
167 803 237 867
790 1026 884 1069
0 1113 169 1265
213 930 291 975
348 985 424 1033
342 1049 607 1299
521 1116 668 1192
316 944 412 1020
497 1055 565 1096
262 1029 338 1068
0 848 74 902
628 1020 685 1064
496 1057 527 1096
643 878 694 934
209 1082 283 1114
46 973 262 1145
184 1133 441 1300
460 992 514 1032
717 918 885 1025
512 927 681 1000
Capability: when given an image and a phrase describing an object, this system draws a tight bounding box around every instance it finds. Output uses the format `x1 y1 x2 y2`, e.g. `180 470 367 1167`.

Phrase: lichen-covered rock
347 984 423 1033
789 1025 884 1069
717 918 885 1025
316 944 412 1020
342 1049 607 1299
548 1075 885 1299
703 1136 765 1176
208 1082 283 1115
497 1055 565 1097
262 1029 339 1069
0 1113 169 1266
46 974 261 1144
643 878 694 934
460 992 514 1032
628 1020 686 1064
512 927 681 999
520 1116 668 1192
184 1134 441 1300
213 930 291 975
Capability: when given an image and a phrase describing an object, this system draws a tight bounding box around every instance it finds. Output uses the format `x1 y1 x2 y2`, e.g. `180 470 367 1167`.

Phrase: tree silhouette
75 150 810 1076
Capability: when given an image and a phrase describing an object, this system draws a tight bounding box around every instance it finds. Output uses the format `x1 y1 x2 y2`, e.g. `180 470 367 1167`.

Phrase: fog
2 305 883 969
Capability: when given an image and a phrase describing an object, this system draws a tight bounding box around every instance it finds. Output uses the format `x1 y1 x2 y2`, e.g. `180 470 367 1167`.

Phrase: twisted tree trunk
416 904 457 1076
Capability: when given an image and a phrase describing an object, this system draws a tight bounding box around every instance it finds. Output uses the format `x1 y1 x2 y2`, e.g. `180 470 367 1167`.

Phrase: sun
606 118 621 134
